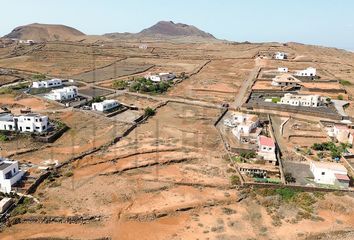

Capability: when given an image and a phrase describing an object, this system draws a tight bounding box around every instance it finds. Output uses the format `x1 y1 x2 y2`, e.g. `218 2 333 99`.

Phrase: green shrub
339 80 351 86
0 134 9 142
337 95 344 100
112 80 128 90
144 107 156 117
271 97 281 103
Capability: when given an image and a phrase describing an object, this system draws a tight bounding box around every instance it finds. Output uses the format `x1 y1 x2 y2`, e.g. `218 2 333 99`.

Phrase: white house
0 158 24 193
0 113 16 131
274 52 287 60
32 79 62 89
14 113 49 133
45 86 78 101
231 114 260 142
257 135 277 164
326 124 354 145
279 93 324 107
310 161 349 188
0 113 48 133
271 74 302 87
92 100 120 112
277 67 288 73
294 67 317 77
146 73 176 82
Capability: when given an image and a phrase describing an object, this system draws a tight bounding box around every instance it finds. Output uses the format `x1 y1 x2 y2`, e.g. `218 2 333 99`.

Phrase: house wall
310 164 347 185
0 161 24 193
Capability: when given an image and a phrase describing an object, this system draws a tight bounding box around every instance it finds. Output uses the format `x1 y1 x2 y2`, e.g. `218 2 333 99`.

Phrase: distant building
19 39 35 45
0 113 49 133
0 158 24 193
92 100 120 112
32 79 63 89
146 73 176 82
310 161 349 188
271 74 302 87
277 67 288 73
326 124 354 145
294 67 317 77
274 52 287 60
45 86 78 101
279 93 324 107
257 135 277 164
231 114 261 143
139 44 148 49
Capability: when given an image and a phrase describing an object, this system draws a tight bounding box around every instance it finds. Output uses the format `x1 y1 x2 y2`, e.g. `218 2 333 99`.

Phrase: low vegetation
144 107 156 117
311 142 349 159
32 73 46 81
0 133 9 142
339 80 352 86
129 77 171 94
271 97 281 103
112 80 129 90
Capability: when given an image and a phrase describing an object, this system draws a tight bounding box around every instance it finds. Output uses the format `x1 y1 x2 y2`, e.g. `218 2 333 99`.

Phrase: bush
240 151 256 159
271 97 281 103
339 80 351 86
64 171 73 177
337 95 344 100
91 96 105 103
230 175 241 185
112 80 128 90
144 107 156 117
284 173 296 183
0 133 9 142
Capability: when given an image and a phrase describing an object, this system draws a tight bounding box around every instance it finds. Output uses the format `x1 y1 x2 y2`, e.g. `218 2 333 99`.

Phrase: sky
1 0 354 51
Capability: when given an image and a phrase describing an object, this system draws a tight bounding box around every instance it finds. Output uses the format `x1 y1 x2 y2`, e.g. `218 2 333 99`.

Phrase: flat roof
0 162 12 170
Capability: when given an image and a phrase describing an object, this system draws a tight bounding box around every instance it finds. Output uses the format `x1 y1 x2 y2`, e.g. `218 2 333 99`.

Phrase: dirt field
1 39 354 239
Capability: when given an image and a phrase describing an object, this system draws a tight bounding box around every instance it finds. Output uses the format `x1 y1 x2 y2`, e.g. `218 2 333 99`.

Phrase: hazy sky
1 0 354 50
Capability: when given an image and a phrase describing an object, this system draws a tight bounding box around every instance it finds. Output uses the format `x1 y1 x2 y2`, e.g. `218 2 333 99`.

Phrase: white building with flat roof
230 114 260 142
279 93 323 107
45 86 78 101
92 100 120 112
294 67 317 77
0 113 16 131
146 73 176 82
274 52 287 60
0 158 24 193
14 113 49 133
277 67 288 73
310 161 349 188
32 79 62 89
0 113 48 133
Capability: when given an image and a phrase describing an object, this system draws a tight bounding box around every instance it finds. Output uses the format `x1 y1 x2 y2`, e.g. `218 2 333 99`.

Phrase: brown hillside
4 23 85 41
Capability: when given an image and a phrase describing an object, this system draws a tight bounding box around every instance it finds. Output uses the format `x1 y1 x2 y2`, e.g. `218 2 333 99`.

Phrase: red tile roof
335 174 350 181
259 136 275 147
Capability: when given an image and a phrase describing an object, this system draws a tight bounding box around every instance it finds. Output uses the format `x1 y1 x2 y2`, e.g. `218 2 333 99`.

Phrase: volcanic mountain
3 23 85 41
105 21 216 39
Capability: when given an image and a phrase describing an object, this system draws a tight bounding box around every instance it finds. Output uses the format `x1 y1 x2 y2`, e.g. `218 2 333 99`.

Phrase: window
26 127 31 130
321 172 325 175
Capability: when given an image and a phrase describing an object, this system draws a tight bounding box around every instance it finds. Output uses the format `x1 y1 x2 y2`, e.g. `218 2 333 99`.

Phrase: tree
284 173 296 183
